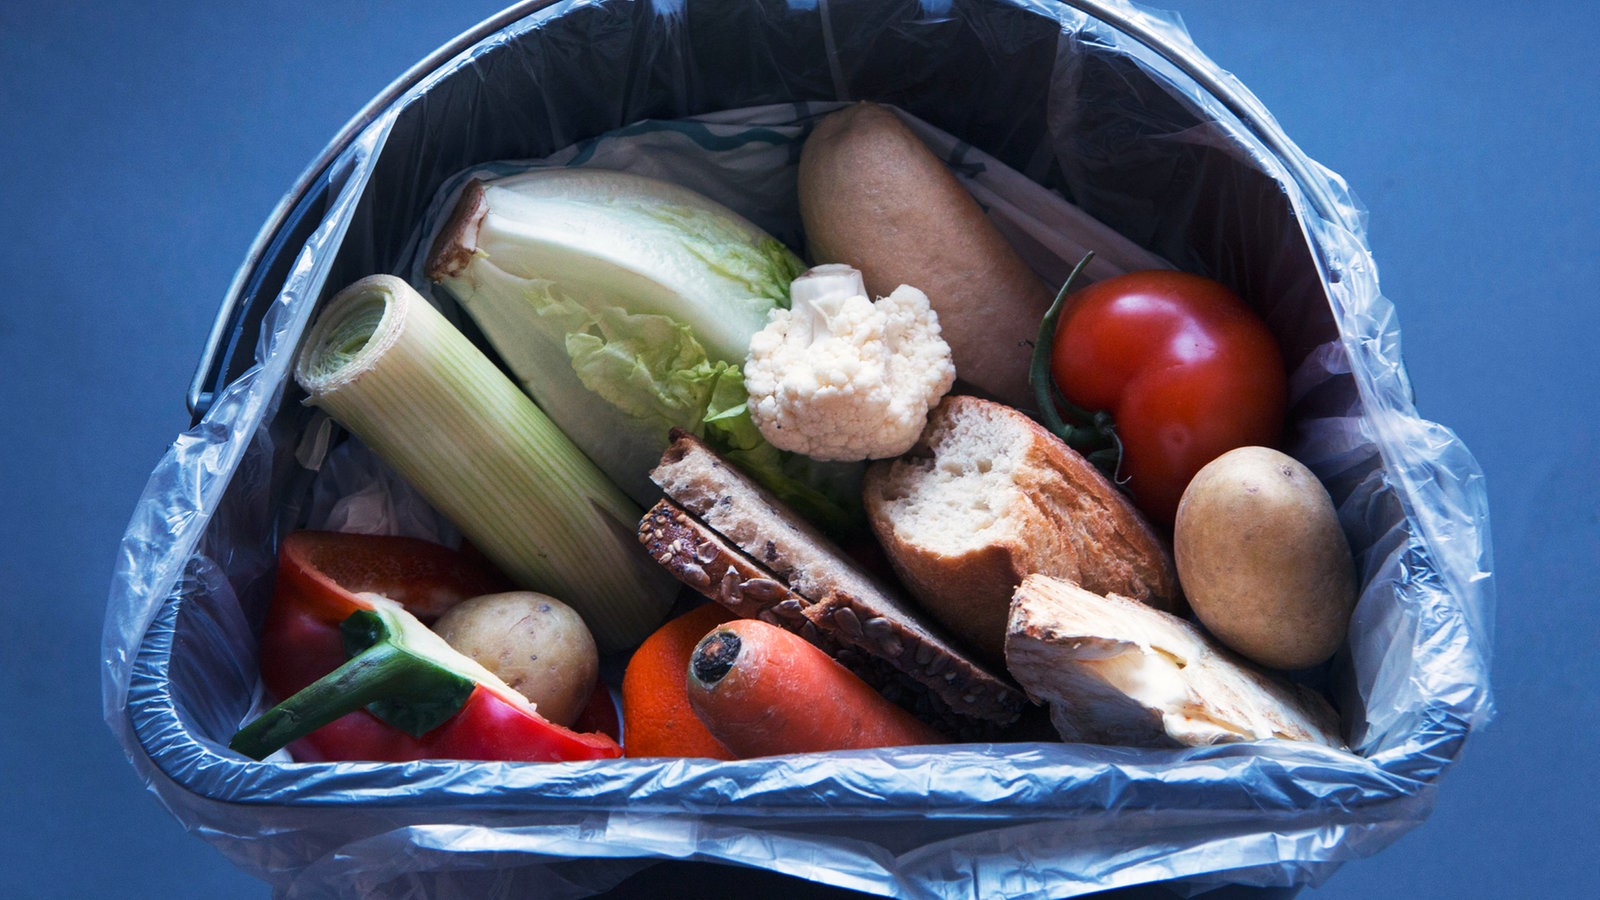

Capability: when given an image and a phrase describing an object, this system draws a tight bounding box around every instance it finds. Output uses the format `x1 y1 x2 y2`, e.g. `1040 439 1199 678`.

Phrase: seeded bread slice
802 592 1026 728
651 430 886 603
639 499 822 638
864 395 1183 665
646 431 1024 732
639 500 1017 738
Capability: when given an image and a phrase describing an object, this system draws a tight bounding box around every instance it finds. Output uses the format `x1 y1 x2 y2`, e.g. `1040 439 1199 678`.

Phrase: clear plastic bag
102 1 1494 897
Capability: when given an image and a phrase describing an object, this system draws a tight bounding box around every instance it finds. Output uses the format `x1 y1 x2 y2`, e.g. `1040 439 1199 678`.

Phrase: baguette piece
1005 574 1344 749
864 395 1182 664
645 431 1025 734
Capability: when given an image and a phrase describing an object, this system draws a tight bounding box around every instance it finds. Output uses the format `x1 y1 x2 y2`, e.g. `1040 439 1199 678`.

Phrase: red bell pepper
230 530 622 763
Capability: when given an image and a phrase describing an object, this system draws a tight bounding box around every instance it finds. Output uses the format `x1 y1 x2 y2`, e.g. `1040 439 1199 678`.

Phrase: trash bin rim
120 4 1494 888
184 0 558 419
129 579 1429 818
182 0 1344 420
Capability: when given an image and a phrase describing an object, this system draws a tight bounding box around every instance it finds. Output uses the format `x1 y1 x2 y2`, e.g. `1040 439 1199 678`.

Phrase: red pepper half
232 531 622 763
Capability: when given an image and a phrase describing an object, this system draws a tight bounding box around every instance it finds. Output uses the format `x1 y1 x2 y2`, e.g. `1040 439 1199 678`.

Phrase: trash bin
102 1 1495 897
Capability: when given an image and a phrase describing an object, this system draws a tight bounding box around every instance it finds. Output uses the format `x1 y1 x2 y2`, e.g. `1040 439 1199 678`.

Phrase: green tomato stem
1029 252 1122 477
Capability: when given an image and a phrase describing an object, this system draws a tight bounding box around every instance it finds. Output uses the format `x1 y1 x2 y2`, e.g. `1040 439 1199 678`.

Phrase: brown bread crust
643 432 1027 735
864 396 1182 664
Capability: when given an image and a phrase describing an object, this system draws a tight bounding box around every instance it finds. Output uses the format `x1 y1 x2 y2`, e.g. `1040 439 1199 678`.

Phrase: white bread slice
863 395 1182 663
1005 574 1344 748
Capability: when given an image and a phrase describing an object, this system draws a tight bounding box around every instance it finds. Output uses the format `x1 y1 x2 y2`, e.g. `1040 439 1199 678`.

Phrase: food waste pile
231 102 1357 765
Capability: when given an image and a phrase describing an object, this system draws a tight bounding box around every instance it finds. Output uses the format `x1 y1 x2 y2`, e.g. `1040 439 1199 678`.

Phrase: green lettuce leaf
430 168 860 538
528 278 864 535
701 369 867 539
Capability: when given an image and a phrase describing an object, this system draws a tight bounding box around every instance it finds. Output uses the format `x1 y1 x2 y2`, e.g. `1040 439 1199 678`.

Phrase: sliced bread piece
1005 574 1344 749
638 498 827 641
863 395 1182 664
651 429 886 603
802 592 1027 729
646 432 1025 734
638 499 1018 739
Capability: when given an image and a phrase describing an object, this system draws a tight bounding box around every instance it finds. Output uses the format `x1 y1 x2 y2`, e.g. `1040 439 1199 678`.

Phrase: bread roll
798 102 1054 406
864 396 1182 662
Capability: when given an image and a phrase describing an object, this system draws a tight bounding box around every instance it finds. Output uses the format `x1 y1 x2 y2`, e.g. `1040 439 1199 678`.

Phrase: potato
797 102 1054 408
432 591 599 727
1173 446 1357 670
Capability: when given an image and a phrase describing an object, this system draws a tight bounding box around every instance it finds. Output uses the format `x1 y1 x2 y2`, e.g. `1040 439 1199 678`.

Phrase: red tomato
1049 270 1286 526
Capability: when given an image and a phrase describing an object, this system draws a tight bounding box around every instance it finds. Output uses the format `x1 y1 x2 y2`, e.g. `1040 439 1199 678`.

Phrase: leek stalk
294 274 674 651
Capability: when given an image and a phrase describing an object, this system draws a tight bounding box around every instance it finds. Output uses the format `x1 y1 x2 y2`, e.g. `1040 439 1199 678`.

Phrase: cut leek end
295 274 410 398
293 273 675 654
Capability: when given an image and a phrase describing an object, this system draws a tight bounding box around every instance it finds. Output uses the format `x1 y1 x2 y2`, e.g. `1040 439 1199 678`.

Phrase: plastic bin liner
103 1 1495 897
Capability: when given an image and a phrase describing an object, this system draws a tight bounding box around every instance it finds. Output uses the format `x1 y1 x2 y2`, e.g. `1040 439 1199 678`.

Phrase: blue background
1 1 1594 897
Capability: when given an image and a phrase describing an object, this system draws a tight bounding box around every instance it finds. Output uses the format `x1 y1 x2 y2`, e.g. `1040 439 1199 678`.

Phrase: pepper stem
229 608 474 761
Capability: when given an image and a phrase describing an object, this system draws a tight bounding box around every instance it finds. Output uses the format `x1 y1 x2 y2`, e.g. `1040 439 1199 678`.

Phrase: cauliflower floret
744 264 956 461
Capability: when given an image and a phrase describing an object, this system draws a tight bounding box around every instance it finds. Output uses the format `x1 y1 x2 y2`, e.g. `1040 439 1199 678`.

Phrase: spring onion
294 274 675 652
